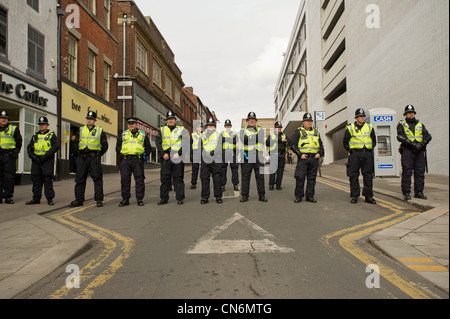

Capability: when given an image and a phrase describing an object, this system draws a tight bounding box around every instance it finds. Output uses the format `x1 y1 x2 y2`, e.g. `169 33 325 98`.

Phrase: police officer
70 111 108 208
239 112 267 202
190 122 203 189
343 108 377 204
220 119 239 192
26 117 60 206
156 110 189 205
116 117 151 207
200 117 223 204
266 121 288 191
0 110 22 204
291 113 324 203
397 105 432 200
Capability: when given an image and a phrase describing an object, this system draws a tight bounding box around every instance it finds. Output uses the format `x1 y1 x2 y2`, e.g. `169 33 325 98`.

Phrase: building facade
275 0 449 175
59 0 120 178
0 0 59 184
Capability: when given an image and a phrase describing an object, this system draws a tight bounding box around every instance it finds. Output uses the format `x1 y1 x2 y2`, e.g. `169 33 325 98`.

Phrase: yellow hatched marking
407 265 448 272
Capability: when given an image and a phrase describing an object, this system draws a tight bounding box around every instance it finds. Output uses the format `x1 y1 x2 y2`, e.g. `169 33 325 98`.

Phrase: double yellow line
48 199 135 299
317 178 442 299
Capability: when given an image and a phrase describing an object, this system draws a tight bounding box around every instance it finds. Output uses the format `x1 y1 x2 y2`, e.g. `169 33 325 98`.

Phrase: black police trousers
401 149 426 195
160 159 185 201
221 161 239 188
0 153 16 199
346 151 374 198
74 155 104 202
241 156 265 197
31 159 55 200
120 157 145 200
294 155 319 198
269 154 286 187
201 161 223 199
191 162 200 186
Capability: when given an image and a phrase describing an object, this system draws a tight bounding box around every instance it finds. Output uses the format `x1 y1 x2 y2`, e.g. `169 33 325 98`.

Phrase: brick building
59 0 120 178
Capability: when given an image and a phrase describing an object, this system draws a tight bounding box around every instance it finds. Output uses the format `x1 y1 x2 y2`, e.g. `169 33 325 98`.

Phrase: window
0 6 7 59
88 50 96 93
104 0 110 29
153 59 161 87
136 40 147 73
27 0 39 13
88 0 96 15
104 63 110 101
165 75 172 99
174 87 181 107
68 35 78 82
27 25 45 78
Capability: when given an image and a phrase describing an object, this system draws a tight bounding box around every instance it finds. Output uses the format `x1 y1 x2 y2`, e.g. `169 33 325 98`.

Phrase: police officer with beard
397 105 432 201
26 117 60 206
70 111 108 208
116 117 151 207
200 117 223 204
343 108 377 204
0 110 22 204
239 112 267 203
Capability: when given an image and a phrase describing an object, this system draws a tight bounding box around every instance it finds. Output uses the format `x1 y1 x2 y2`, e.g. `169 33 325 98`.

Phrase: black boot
258 195 268 202
26 199 41 205
119 198 130 207
70 200 83 207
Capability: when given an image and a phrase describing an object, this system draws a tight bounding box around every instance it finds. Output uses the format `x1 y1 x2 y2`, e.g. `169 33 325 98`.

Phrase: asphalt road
19 166 447 300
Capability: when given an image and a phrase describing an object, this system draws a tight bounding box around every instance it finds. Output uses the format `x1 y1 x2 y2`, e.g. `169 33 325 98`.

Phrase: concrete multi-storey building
0 0 59 184
275 0 449 175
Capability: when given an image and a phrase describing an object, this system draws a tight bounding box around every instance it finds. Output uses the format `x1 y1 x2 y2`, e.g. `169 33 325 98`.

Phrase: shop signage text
0 73 49 107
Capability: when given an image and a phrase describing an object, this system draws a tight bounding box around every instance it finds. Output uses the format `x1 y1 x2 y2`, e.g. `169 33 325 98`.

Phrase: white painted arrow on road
187 213 295 254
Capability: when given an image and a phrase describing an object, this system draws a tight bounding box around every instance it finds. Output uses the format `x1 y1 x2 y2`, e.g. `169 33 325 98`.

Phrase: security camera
113 73 119 79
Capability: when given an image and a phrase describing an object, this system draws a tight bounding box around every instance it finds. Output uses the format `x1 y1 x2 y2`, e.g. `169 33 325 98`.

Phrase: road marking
187 213 294 254
49 199 135 299
318 178 442 299
398 258 436 263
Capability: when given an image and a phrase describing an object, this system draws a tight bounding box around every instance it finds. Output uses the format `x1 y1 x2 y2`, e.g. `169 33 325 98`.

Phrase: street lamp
286 71 308 113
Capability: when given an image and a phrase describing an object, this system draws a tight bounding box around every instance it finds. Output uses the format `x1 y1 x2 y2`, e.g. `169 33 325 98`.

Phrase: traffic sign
315 111 326 121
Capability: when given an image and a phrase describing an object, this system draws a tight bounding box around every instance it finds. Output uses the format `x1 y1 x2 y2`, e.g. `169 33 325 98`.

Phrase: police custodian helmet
302 113 313 122
274 121 283 128
247 112 257 120
38 116 49 125
224 119 232 126
403 105 416 116
166 110 176 119
206 117 216 126
355 108 366 118
86 110 97 120
0 110 9 119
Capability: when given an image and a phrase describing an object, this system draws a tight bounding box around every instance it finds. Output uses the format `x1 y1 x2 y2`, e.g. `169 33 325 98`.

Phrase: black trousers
401 149 426 195
221 162 239 187
0 154 16 199
191 162 200 186
269 154 286 187
346 151 374 198
294 156 319 198
31 159 55 200
120 158 145 200
160 159 185 201
74 155 104 202
241 157 265 197
201 161 223 199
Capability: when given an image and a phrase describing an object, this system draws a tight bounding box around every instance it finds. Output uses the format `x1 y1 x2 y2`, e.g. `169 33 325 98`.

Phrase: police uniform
220 119 239 191
396 105 432 200
0 111 23 204
156 111 189 205
70 111 108 207
239 112 267 202
343 108 377 204
190 123 203 189
200 117 223 204
116 117 152 207
290 113 324 203
266 121 288 191
26 117 60 206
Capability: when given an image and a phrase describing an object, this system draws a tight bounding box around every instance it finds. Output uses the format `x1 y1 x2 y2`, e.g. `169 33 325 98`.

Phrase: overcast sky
134 0 301 131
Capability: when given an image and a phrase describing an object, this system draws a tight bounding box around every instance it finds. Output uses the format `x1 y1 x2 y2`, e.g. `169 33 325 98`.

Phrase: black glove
210 151 215 157
8 151 18 159
39 155 48 163
415 142 424 152
30 154 40 163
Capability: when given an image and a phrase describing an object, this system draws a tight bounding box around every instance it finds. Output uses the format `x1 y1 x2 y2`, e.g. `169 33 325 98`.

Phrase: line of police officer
0 105 431 207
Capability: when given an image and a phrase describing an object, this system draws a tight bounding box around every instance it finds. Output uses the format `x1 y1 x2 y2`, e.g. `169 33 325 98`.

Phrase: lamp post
286 71 308 113
56 3 65 180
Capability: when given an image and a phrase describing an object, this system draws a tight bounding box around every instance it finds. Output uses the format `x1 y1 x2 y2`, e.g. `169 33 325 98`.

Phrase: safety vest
0 125 17 150
33 131 54 155
347 123 373 150
121 129 146 156
400 120 423 143
161 125 184 151
269 133 287 152
242 126 264 152
191 132 201 150
79 125 103 151
297 128 320 153
222 131 237 150
202 131 219 152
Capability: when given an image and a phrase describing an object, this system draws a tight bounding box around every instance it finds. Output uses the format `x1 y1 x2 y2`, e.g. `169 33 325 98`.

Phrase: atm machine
367 108 400 177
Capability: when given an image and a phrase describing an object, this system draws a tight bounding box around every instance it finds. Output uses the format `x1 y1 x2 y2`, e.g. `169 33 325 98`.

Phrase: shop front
0 70 57 185
60 81 118 179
